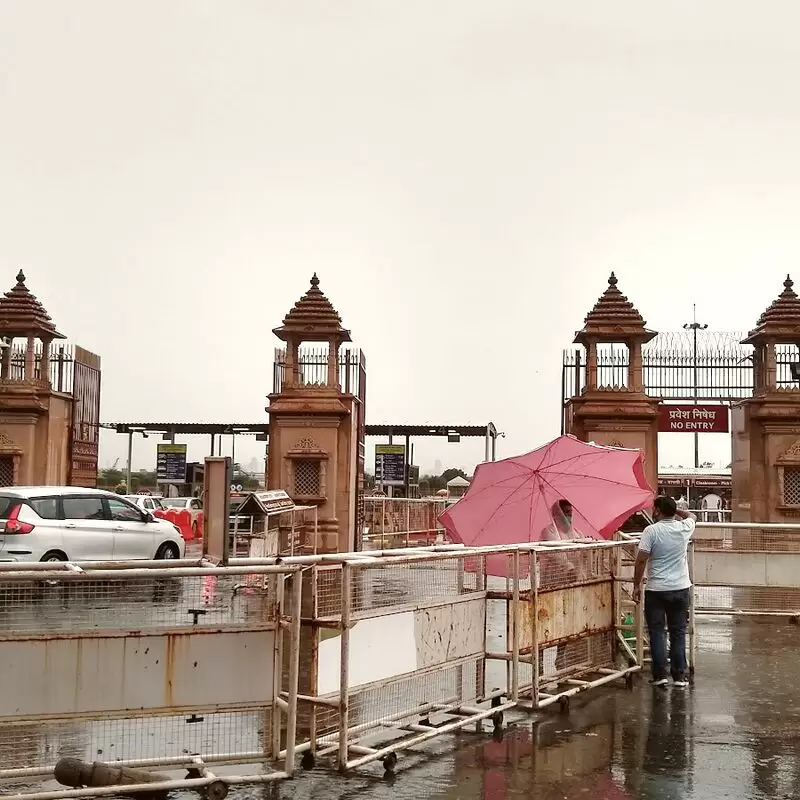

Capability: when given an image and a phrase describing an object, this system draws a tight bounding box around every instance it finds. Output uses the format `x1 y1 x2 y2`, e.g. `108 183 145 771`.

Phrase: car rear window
0 496 20 519
30 498 59 520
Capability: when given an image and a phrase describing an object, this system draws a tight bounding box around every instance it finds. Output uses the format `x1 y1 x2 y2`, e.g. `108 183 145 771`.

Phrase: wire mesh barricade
295 549 519 774
289 541 650 775
693 522 800 616
362 497 449 550
490 542 643 712
0 562 303 799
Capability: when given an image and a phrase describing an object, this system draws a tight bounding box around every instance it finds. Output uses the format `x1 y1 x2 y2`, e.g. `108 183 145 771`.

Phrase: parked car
0 487 185 563
161 497 203 538
124 494 167 515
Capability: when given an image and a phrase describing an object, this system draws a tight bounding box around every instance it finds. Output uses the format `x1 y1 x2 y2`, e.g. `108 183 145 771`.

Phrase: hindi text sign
658 405 729 434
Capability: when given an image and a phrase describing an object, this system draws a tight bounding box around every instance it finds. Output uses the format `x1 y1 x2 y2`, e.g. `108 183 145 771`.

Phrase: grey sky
1 1 796 473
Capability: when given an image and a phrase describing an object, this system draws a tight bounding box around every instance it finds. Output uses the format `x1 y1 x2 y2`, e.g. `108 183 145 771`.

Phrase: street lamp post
683 306 708 469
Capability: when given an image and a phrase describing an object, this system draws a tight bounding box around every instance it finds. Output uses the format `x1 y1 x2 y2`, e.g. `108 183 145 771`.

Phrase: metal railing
362 497 448 549
272 347 363 395
26 523 800 789
692 522 800 616
0 560 303 799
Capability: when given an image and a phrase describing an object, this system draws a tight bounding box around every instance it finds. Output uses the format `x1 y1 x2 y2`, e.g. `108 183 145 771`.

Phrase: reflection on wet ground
258 619 800 800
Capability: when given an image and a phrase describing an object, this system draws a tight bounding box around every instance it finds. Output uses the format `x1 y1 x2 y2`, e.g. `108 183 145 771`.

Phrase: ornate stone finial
272 274 351 343
573 272 656 346
0 270 64 338
742 274 800 345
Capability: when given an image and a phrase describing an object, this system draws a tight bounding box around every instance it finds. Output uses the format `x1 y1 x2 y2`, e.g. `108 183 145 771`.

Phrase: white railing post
338 563 352 772
283 572 303 775
531 551 540 708
511 551 520 703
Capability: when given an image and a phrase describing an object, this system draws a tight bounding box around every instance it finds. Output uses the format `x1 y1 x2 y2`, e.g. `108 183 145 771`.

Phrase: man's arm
632 527 653 602
675 508 697 521
632 549 649 602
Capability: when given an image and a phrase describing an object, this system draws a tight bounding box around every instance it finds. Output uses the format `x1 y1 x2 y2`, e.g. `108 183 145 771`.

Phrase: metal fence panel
0 630 276 719
693 523 800 615
0 563 303 797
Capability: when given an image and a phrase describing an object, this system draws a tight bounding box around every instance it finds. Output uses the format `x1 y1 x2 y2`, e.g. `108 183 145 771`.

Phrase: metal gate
561 330 800 431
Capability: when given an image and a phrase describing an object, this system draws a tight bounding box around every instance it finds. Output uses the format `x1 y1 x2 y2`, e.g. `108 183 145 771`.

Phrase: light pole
683 306 708 469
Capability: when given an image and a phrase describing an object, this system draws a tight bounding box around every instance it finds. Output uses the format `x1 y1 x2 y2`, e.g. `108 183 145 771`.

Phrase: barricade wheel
203 780 229 800
491 710 504 729
558 696 570 713
625 674 634 690
382 752 398 773
301 752 315 771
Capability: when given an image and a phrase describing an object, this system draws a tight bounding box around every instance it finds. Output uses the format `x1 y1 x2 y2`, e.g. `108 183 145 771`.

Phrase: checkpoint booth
232 489 319 558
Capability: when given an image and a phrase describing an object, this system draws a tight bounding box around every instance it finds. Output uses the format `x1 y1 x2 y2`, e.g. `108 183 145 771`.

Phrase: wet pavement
259 618 800 800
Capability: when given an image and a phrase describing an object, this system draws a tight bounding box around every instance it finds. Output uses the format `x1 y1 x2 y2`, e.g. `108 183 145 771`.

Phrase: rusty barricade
285 540 644 775
490 541 644 712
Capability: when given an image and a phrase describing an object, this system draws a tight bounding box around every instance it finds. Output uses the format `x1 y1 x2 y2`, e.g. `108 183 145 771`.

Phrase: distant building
446 475 471 500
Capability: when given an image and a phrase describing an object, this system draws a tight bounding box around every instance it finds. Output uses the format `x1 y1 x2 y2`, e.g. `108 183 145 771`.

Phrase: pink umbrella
439 435 653 574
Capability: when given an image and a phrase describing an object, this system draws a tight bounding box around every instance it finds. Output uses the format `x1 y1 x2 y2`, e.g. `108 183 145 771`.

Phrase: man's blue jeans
644 588 690 681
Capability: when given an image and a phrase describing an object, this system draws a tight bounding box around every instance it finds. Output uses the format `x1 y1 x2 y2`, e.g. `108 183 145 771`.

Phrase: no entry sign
659 404 729 433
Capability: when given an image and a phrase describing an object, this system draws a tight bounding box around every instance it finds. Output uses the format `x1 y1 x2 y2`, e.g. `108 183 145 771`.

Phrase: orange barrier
196 511 204 541
176 509 193 541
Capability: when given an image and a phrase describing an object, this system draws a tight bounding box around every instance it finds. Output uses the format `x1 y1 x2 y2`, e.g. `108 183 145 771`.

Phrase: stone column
327 338 338 388
24 336 35 380
40 339 51 386
1 339 11 380
629 340 643 393
765 342 777 390
586 341 598 390
285 341 299 388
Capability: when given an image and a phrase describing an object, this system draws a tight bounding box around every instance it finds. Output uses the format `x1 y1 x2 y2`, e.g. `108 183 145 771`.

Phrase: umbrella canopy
439 435 653 557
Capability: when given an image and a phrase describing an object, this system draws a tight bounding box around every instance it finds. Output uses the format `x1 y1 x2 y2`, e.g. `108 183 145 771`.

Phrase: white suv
0 487 186 563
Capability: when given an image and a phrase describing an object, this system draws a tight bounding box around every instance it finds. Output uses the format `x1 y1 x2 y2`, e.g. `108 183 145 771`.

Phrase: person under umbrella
537 500 588 682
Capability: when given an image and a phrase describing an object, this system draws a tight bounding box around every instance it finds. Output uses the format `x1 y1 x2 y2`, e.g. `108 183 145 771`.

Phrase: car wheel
155 543 180 560
40 551 67 563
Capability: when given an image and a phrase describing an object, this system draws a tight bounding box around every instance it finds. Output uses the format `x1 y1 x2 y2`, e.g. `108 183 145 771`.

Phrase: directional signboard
156 443 188 483
375 444 406 487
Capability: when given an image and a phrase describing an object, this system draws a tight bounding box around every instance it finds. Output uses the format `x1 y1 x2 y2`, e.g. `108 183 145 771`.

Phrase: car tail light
5 505 34 534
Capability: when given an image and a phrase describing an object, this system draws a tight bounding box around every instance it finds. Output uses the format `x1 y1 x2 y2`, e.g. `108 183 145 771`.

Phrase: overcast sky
1 1 797 474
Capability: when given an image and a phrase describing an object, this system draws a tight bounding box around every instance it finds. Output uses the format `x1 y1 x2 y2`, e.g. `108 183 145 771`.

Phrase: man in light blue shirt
633 495 696 688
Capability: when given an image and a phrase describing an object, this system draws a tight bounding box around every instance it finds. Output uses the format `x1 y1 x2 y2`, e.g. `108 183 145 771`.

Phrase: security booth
233 489 319 557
